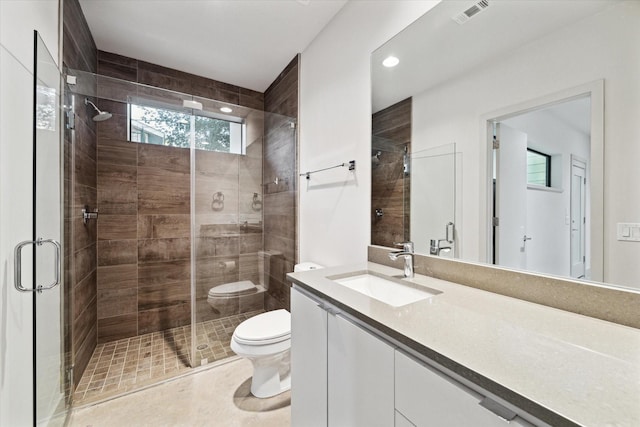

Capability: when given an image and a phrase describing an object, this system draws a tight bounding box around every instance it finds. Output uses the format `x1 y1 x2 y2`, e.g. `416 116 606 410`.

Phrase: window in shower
129 103 245 154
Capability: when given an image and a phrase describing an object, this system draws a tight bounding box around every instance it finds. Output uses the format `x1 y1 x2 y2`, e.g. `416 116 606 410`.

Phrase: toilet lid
208 280 257 297
234 309 291 344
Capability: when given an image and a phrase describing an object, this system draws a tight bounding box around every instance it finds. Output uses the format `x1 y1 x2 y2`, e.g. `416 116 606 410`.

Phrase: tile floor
69 358 291 427
74 310 263 405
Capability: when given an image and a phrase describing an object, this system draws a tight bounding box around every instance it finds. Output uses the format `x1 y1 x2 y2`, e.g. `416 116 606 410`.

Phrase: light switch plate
617 223 640 241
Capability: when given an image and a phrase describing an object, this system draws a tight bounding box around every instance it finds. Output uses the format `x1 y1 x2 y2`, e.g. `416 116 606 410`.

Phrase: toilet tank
294 262 324 272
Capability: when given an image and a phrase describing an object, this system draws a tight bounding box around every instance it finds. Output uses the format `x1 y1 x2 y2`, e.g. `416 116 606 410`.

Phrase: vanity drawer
395 350 535 426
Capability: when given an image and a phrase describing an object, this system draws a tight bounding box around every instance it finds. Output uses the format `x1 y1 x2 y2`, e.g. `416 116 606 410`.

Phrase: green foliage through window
129 104 243 154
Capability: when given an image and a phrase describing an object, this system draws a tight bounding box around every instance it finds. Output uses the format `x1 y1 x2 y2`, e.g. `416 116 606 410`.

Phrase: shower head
85 98 112 122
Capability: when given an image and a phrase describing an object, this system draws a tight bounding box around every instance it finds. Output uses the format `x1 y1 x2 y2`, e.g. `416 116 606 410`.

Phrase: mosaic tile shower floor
73 310 263 405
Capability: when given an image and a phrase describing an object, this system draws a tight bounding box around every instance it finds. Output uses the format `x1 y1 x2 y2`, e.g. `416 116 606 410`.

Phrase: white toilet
207 251 282 315
230 261 323 398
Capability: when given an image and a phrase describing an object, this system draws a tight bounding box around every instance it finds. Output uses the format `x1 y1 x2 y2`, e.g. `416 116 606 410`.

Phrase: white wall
0 1 59 425
299 0 439 267
503 108 590 278
411 1 640 288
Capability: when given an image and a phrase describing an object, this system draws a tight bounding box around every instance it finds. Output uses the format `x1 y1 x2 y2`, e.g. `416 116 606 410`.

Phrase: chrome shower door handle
14 238 61 293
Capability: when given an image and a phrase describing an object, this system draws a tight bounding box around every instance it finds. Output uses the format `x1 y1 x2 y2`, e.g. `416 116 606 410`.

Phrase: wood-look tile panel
97 162 137 187
73 216 97 251
97 313 138 343
74 150 97 189
98 188 138 215
239 88 264 110
75 243 97 284
97 140 135 166
264 64 298 118
97 264 138 290
97 114 128 141
62 25 94 75
137 62 191 94
138 281 190 311
74 182 97 210
97 240 138 266
264 214 295 241
137 215 190 239
137 144 189 172
264 234 294 265
73 295 97 358
240 233 262 255
97 287 137 318
74 118 97 162
137 190 190 215
98 215 137 240
138 260 190 287
73 322 97 386
138 166 190 191
97 59 137 81
74 270 97 321
138 238 191 263
138 303 191 335
63 0 97 72
97 50 138 68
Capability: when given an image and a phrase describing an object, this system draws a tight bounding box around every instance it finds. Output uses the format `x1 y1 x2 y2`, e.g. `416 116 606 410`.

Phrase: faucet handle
394 241 414 252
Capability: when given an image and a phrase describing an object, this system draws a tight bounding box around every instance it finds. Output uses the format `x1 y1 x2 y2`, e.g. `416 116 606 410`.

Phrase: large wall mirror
371 0 640 291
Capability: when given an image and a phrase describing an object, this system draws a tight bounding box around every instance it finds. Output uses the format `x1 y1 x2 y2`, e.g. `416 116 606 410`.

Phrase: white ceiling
78 0 347 92
371 0 619 112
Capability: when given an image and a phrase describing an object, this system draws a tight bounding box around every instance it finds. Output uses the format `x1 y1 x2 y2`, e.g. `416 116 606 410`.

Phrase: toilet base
247 350 290 398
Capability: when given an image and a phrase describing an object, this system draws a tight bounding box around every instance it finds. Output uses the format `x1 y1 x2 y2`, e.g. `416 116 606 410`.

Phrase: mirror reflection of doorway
491 95 591 279
571 157 587 278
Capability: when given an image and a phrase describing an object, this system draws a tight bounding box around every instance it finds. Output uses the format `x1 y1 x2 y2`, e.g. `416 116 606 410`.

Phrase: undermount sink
330 272 441 307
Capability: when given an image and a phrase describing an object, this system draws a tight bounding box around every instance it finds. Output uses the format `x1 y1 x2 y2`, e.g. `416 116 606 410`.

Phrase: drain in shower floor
196 344 208 350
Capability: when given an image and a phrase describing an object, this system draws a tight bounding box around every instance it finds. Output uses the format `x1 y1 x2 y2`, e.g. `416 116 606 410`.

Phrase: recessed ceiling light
220 107 233 113
382 56 399 68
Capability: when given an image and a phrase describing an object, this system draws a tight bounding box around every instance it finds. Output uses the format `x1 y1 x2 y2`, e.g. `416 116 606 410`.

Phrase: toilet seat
208 280 257 298
233 309 291 345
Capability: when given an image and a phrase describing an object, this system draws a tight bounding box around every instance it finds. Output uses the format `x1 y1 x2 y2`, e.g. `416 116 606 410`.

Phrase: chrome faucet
389 241 414 278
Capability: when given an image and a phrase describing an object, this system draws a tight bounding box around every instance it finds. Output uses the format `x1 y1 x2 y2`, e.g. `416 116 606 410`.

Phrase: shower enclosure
64 67 296 402
371 136 411 247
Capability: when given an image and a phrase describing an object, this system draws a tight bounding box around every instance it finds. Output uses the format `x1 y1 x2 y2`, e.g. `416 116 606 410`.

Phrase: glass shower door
410 143 457 256
33 31 68 426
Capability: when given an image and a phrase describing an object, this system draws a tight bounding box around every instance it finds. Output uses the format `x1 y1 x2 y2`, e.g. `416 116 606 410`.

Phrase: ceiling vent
452 0 490 25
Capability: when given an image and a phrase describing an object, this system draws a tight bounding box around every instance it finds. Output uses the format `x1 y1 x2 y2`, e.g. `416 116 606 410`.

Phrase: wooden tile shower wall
94 50 266 342
263 56 300 311
63 0 98 386
371 98 412 248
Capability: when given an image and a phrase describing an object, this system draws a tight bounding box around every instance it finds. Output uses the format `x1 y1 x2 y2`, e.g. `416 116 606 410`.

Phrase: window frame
526 148 551 187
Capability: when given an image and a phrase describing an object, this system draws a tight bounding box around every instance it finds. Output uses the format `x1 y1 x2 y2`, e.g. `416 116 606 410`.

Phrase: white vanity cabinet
395 350 536 427
292 285 538 427
291 287 395 427
291 286 328 427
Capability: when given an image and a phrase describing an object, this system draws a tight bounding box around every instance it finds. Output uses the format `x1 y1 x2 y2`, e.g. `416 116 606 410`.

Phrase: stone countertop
286 262 640 427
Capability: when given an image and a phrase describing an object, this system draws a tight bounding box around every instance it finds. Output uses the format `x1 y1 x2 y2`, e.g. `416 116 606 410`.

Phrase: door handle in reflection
14 237 61 293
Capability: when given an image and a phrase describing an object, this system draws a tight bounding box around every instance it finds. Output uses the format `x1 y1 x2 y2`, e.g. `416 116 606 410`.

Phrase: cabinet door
396 350 534 426
328 314 395 427
291 287 328 427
